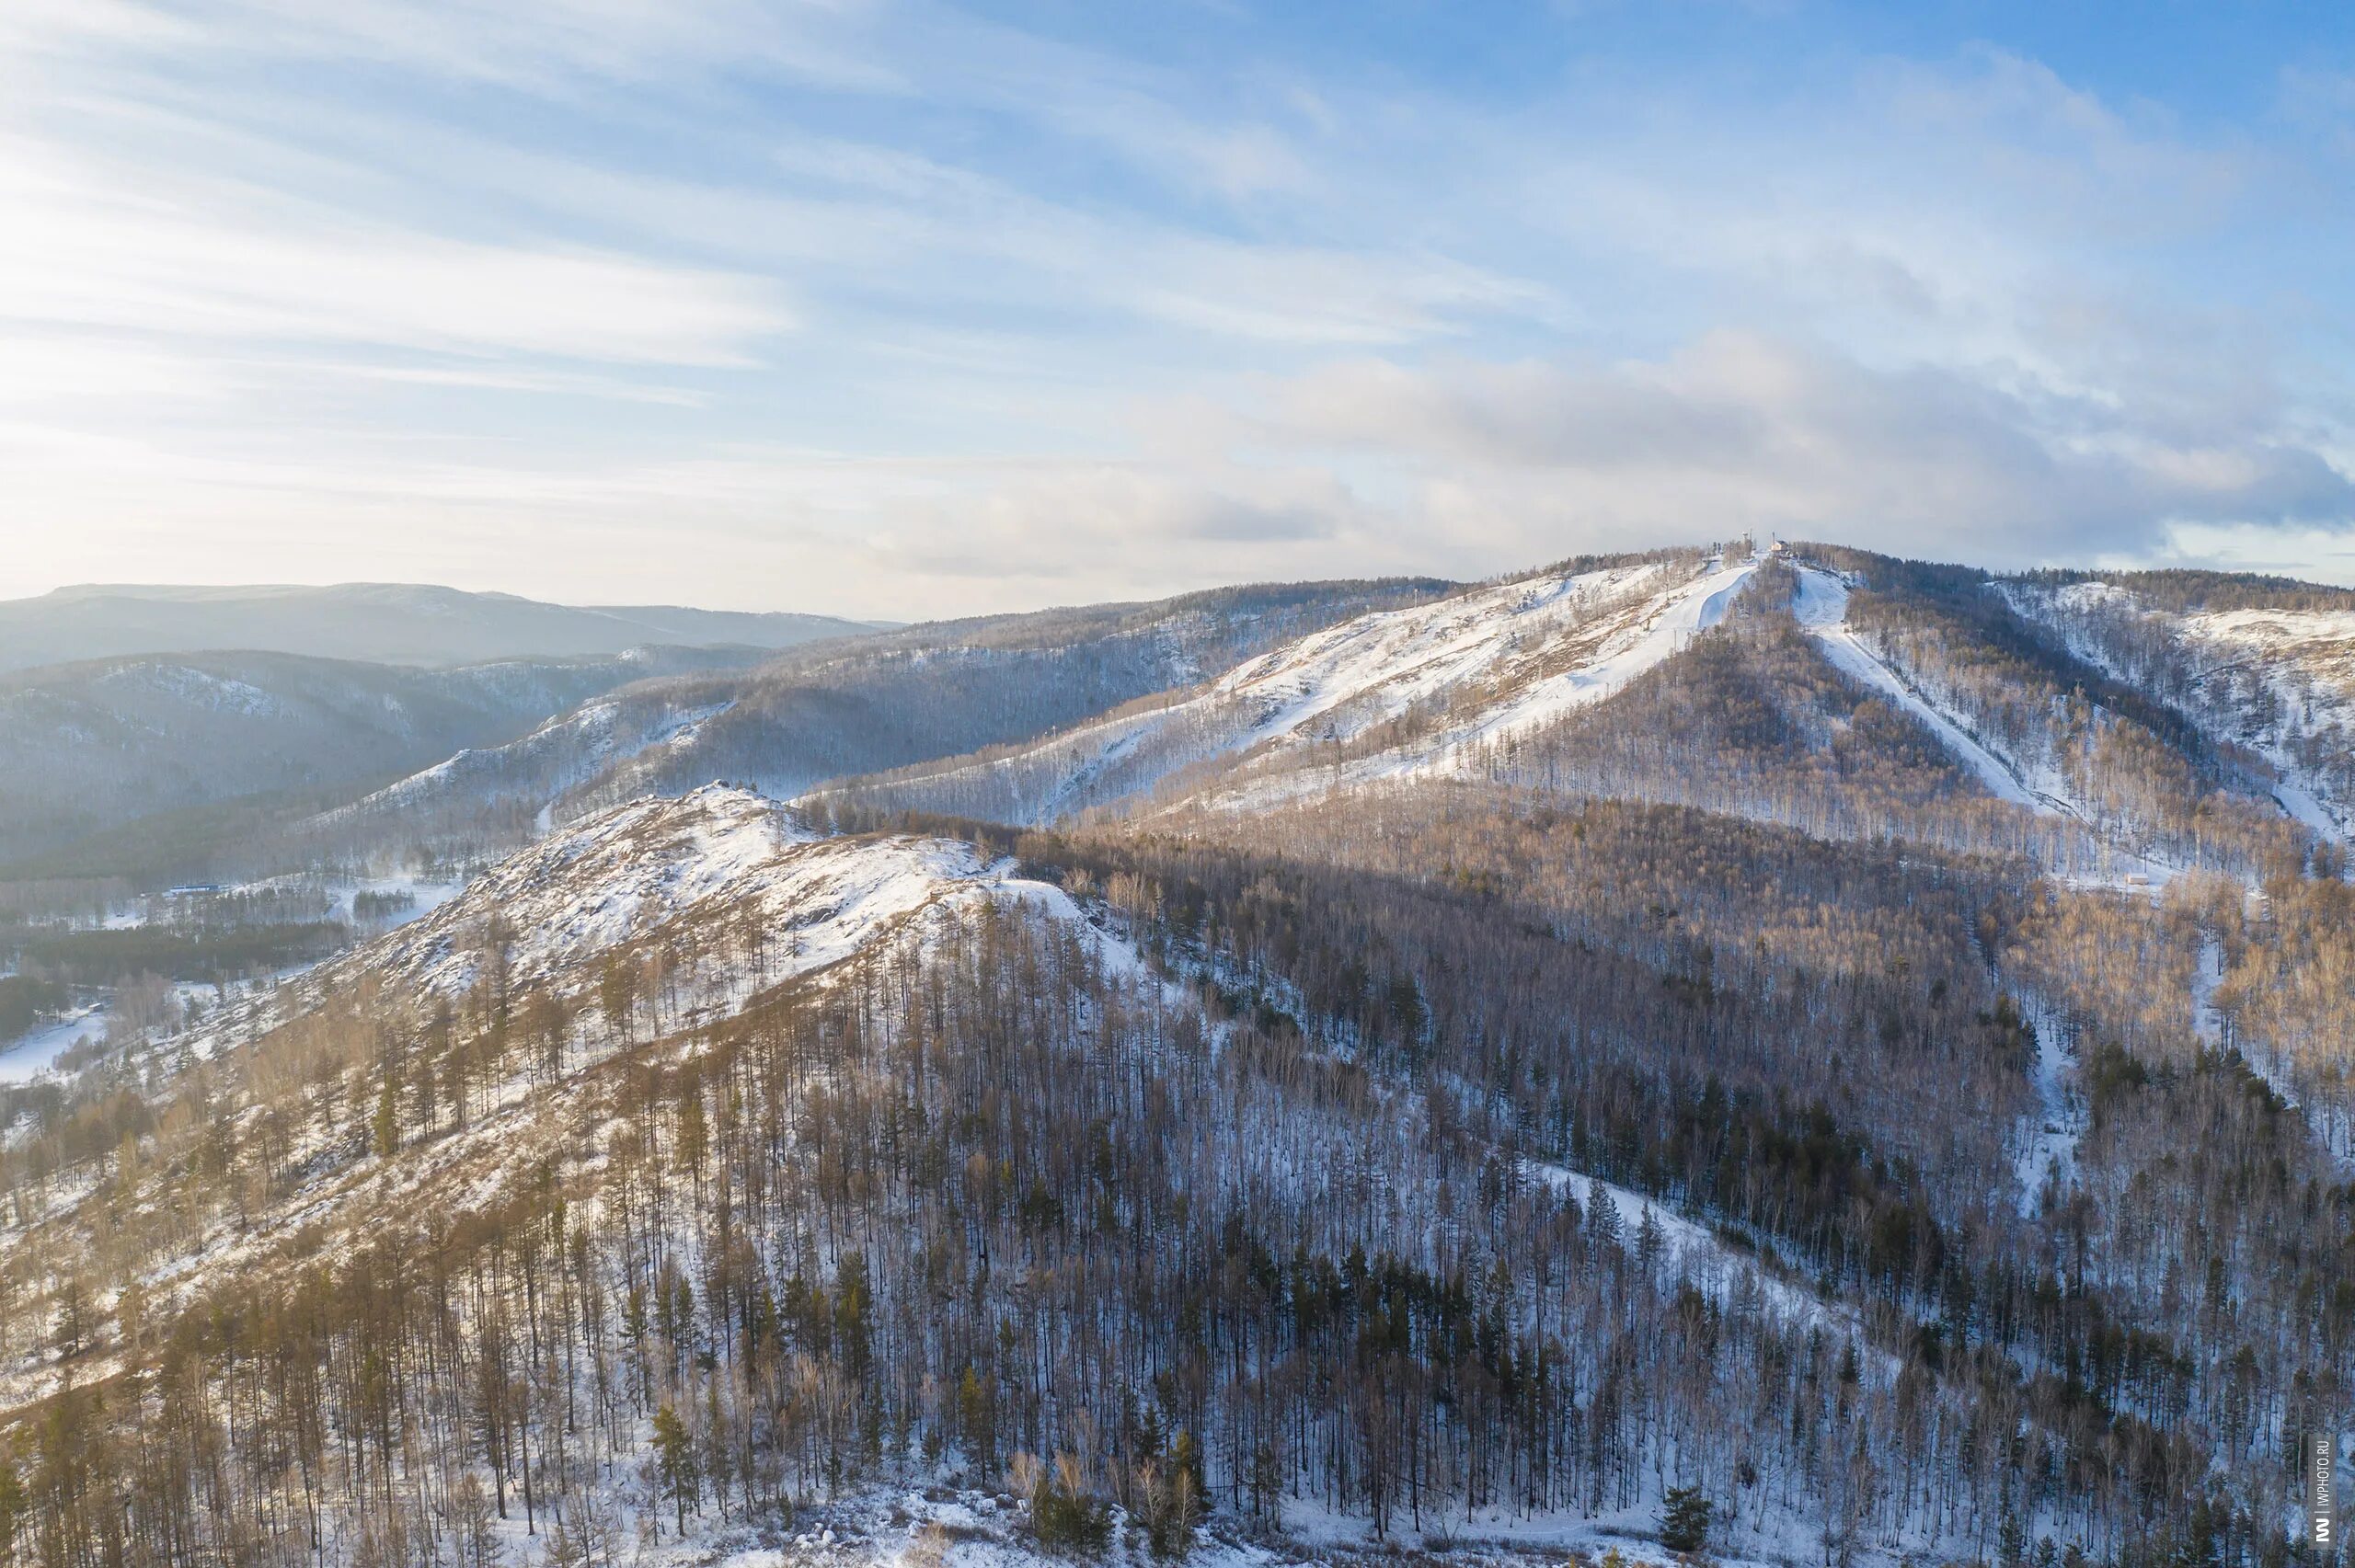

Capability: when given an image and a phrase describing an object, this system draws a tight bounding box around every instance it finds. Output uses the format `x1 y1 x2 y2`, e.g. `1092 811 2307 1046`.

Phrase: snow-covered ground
2195 934 2355 1173
2004 579 2355 843
2 979 261 1087
824 555 1763 826
0 967 355 1088
0 790 1154 1410
333 872 466 923
0 873 462 1087
0 1004 109 1085
1794 569 2042 812
1522 1160 1867 1345
2269 778 2341 841
161 786 1146 1081
323 693 737 828
1793 567 2177 889
1215 558 1721 749
1204 555 1760 807
347 787 1050 1007
1402 557 1757 775
4 784 1945 1568
396 1466 1807 1568
2008 991 2083 1218
2172 605 2355 841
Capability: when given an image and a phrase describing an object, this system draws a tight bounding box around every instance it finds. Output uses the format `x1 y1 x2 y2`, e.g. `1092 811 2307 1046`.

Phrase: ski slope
1794 566 2187 888
820 555 1760 824
1402 557 1757 771
1793 567 2044 811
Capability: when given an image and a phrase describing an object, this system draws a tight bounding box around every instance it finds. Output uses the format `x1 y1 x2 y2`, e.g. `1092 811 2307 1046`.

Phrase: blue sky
3 0 2351 618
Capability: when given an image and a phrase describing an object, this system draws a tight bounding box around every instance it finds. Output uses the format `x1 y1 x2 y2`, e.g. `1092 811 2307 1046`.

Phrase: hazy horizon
14 526 2355 628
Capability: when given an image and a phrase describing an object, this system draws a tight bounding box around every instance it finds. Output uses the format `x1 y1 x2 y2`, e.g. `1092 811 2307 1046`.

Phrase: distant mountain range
0 581 885 671
0 577 1439 880
0 644 775 876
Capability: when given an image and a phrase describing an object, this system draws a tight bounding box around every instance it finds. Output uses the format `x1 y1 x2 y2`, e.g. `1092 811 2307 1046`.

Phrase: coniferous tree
1660 1485 1712 1554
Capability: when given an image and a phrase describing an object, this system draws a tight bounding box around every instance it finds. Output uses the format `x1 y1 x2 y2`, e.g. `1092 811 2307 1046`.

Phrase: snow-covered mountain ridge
322 689 740 832
296 785 1113 1024
0 791 1132 1391
811 553 1758 824
2005 576 2355 839
304 578 1447 864
9 779 1922 1568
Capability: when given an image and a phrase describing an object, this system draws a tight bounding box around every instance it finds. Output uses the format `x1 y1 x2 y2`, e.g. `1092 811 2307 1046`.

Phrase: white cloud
1 0 899 94
0 1 2349 615
0 428 1406 616
0 138 793 366
1253 334 2354 566
1858 46 2258 235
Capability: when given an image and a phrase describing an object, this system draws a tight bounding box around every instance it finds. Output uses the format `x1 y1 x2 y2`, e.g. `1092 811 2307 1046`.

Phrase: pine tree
0 1452 21 1564
1997 1500 2028 1567
599 955 637 1045
373 1070 399 1159
1660 1485 1711 1554
651 1402 699 1536
1588 1182 1623 1251
957 1366 994 1469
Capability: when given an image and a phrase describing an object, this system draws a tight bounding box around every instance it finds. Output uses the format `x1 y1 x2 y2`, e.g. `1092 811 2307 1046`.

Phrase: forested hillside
2 544 2351 1568
307 577 1449 867
0 647 769 879
2004 572 2355 841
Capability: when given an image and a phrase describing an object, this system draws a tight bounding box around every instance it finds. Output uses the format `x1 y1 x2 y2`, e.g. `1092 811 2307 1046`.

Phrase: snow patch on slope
1523 1160 1866 1343
2177 607 2355 840
2009 991 2084 1218
327 695 735 825
1404 558 1758 773
353 789 921 1001
97 662 288 716
1218 560 1668 738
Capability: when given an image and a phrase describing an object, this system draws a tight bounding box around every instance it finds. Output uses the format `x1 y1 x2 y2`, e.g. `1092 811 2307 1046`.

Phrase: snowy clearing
0 1005 108 1085
2008 991 2084 1219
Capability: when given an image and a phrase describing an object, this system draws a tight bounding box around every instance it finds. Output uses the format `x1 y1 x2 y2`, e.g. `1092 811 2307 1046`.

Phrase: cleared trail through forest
1790 564 2177 891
